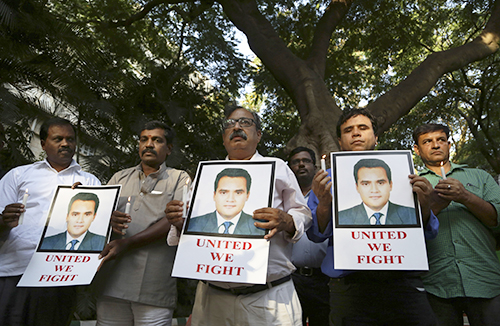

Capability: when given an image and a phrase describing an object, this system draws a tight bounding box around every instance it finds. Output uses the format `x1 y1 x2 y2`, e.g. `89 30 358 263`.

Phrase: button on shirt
419 163 500 299
0 160 100 276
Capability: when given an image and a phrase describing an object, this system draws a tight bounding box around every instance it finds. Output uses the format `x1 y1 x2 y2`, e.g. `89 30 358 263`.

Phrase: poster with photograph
331 150 429 270
18 185 121 287
172 161 275 284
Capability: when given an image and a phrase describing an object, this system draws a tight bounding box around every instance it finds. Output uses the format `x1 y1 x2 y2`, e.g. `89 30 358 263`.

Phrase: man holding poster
0 117 100 326
413 123 500 325
166 106 311 326
95 121 190 326
187 167 265 236
307 109 439 325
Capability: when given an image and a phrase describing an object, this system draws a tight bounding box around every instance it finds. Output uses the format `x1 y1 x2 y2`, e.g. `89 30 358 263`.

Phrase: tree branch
107 0 183 28
218 0 310 110
368 0 500 134
307 0 354 78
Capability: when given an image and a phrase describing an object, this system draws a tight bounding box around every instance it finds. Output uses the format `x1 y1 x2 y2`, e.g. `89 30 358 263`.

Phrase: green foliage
0 0 249 183
246 0 499 174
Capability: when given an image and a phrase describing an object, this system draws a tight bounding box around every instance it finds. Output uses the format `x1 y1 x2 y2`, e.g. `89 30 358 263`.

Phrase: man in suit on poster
41 192 106 250
187 167 264 236
339 158 417 226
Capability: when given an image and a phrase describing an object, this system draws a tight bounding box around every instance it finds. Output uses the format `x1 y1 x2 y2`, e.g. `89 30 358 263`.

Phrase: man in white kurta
166 106 311 326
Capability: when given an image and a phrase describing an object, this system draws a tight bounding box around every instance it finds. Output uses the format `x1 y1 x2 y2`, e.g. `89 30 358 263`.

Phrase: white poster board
18 185 120 287
172 161 275 284
331 150 429 270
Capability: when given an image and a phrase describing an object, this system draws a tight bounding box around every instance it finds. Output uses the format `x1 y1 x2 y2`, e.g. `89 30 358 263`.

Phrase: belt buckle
300 267 313 277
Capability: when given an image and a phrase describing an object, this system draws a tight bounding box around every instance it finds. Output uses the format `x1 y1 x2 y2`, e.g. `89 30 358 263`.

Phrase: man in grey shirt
96 121 189 326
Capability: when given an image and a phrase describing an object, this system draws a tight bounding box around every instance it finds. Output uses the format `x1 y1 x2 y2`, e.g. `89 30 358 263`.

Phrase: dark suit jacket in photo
187 211 265 236
338 202 417 226
40 231 107 250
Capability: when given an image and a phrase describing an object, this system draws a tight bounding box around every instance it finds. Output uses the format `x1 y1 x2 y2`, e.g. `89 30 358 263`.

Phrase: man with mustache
95 121 189 326
166 106 311 326
413 123 500 325
0 117 100 326
307 109 439 325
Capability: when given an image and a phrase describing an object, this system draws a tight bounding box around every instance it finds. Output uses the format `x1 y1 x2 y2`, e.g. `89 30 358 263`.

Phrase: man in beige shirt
96 121 189 326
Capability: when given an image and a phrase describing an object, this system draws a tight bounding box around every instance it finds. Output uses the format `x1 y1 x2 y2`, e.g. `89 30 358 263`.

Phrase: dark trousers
329 272 438 326
427 293 500 326
0 275 77 326
292 268 330 326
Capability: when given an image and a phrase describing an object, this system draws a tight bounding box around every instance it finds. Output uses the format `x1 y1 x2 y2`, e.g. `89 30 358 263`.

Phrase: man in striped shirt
413 123 500 326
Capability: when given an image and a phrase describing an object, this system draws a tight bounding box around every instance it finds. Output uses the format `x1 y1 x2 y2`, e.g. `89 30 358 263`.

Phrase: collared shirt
364 202 389 225
65 231 87 250
307 168 439 278
419 162 500 299
0 159 100 276
96 163 189 308
216 211 241 234
168 151 312 287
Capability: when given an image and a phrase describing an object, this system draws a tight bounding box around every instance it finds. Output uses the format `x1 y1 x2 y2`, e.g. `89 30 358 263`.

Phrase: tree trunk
220 0 500 160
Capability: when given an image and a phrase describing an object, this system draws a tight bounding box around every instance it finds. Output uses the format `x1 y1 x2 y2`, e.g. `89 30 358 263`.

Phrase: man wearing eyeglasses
166 106 311 326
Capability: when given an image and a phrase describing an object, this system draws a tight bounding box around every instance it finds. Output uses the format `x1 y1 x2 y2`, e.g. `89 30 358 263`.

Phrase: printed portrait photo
333 151 420 227
38 185 120 252
185 161 275 237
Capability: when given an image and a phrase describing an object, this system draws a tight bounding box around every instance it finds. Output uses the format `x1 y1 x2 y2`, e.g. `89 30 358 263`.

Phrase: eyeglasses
223 117 256 129
290 158 313 166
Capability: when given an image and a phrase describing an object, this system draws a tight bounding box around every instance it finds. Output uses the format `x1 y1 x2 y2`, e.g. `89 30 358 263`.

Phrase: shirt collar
40 159 81 173
65 231 87 249
420 161 467 176
215 211 242 234
224 151 261 161
135 162 167 175
363 202 389 224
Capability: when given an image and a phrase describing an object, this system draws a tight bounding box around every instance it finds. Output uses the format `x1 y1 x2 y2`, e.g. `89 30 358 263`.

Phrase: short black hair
336 108 378 138
141 121 176 144
288 146 316 166
224 105 261 131
40 118 75 141
214 168 252 192
67 192 100 215
353 158 392 184
412 124 450 144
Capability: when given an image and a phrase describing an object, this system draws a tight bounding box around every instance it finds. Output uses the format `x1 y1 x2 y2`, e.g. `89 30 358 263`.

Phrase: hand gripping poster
331 150 429 270
172 161 275 284
18 185 120 287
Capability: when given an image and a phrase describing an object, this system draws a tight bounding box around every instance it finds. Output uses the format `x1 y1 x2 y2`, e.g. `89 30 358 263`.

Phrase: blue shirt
306 168 439 278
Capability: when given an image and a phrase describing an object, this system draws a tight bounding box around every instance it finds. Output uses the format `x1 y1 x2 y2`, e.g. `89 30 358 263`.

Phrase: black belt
293 266 322 277
202 275 291 295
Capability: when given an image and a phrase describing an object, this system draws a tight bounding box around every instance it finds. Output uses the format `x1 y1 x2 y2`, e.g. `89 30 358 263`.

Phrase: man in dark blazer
187 168 264 236
338 158 417 226
41 192 106 250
